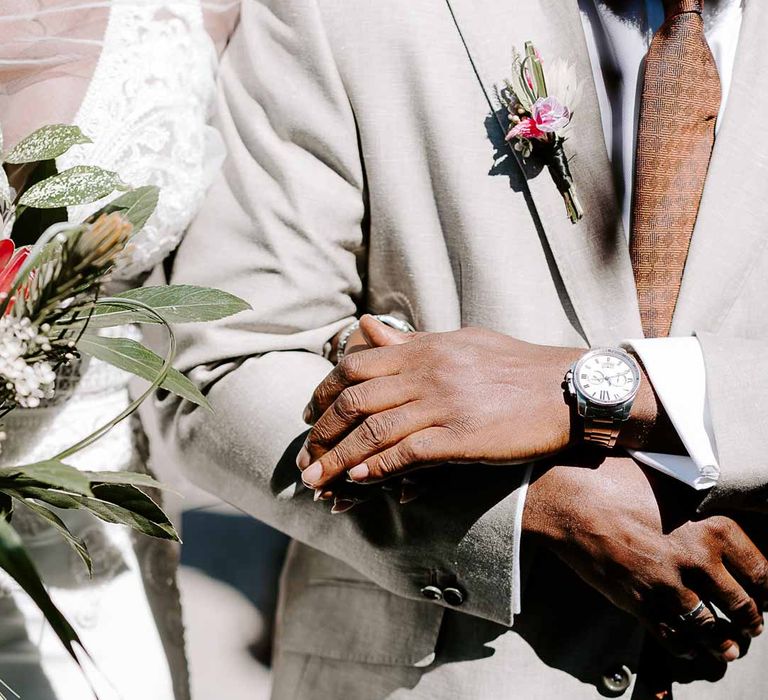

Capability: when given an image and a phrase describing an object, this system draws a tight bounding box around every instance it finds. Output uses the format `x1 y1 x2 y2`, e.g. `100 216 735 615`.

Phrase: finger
721 526 768 617
650 587 717 660
347 427 452 483
301 403 435 488
304 346 406 423
359 315 416 348
700 564 763 641
303 377 416 464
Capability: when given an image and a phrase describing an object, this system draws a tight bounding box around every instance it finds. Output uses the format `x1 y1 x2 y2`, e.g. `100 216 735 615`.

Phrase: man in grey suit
149 0 768 697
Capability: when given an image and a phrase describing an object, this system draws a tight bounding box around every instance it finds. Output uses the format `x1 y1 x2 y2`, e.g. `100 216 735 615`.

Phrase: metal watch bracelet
335 314 416 361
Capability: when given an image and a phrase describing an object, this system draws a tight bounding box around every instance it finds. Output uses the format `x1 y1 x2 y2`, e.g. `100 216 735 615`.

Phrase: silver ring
679 600 706 623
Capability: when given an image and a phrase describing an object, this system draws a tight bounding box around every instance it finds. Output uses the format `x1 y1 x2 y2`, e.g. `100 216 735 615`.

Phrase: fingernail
302 462 323 487
331 498 356 514
303 405 312 424
296 445 311 470
720 643 740 663
313 488 324 502
348 463 369 482
752 623 764 638
318 490 333 501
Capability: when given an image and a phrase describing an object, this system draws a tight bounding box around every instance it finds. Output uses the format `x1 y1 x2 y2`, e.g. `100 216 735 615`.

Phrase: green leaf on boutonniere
0 460 93 497
86 185 159 234
0 518 93 689
3 124 92 165
77 334 211 410
524 42 548 99
71 285 251 329
19 165 123 209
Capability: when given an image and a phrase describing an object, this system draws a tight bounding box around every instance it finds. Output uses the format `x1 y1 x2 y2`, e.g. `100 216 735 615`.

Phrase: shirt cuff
623 337 720 490
511 463 533 615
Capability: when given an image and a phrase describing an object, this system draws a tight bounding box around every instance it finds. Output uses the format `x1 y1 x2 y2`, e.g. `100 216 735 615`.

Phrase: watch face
573 348 640 407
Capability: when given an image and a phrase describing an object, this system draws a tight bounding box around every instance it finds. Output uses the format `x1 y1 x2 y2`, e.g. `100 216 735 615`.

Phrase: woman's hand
298 316 582 489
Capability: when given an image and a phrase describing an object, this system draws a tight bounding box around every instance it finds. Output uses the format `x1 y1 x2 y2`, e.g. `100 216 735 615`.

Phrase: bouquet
0 123 249 698
496 42 584 223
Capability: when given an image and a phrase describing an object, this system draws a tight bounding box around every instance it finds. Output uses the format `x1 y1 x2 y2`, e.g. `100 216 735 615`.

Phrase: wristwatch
564 347 641 449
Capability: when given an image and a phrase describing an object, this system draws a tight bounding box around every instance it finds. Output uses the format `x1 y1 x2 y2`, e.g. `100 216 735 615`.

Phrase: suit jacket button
443 586 465 606
420 585 443 601
601 665 632 695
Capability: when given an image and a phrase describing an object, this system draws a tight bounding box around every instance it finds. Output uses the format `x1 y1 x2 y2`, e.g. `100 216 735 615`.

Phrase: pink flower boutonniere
497 42 584 224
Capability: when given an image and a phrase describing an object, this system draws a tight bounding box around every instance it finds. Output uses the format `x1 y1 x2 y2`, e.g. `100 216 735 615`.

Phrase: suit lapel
671 0 768 335
445 0 642 345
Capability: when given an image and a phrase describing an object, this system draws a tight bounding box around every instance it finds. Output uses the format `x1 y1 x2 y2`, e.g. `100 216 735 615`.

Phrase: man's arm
147 0 529 626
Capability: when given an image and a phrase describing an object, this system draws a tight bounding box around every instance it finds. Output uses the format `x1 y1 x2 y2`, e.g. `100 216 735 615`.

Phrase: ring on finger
679 600 708 625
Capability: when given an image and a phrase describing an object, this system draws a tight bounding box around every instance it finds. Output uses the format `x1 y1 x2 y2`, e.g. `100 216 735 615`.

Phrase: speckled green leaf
88 185 159 234
19 165 123 209
4 125 91 165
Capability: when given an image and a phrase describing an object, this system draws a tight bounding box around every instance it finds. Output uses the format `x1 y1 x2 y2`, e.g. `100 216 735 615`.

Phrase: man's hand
525 456 768 663
298 317 582 489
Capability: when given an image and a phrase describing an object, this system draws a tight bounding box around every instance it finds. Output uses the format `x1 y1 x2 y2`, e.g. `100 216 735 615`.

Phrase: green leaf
3 125 91 165
86 185 159 234
4 485 179 542
0 519 92 685
0 461 93 497
77 335 212 409
77 285 251 329
7 497 92 575
19 165 122 209
89 484 179 540
80 470 172 492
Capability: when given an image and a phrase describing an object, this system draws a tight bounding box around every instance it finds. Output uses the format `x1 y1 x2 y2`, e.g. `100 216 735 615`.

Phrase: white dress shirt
580 0 743 488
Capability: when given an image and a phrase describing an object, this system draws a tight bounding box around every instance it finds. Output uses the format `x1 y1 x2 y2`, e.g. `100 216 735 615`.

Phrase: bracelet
336 314 416 361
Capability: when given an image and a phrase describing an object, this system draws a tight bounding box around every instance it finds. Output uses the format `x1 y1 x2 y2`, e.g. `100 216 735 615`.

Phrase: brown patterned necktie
630 0 721 337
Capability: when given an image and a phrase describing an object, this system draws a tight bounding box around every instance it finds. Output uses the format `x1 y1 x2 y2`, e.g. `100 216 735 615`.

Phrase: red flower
0 239 31 301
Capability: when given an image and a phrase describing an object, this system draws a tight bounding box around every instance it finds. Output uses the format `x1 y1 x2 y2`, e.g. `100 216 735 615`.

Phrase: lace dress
0 2 239 698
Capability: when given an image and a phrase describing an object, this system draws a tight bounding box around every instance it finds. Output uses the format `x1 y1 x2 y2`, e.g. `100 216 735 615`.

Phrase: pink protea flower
506 95 571 143
531 96 571 133
506 116 547 141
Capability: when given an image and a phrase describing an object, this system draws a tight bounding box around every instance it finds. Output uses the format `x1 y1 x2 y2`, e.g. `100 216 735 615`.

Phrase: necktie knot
663 0 703 20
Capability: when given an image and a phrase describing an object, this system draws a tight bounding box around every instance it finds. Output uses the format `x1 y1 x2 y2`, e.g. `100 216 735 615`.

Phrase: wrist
616 354 685 453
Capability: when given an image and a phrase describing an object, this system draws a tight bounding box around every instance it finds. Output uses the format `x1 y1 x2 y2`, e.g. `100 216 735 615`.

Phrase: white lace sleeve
54 1 228 282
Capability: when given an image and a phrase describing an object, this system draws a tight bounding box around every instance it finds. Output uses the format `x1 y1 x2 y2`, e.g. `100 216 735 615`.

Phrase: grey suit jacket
146 0 768 696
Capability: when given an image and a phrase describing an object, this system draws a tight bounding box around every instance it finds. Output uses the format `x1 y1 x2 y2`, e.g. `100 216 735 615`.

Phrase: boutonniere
496 42 584 224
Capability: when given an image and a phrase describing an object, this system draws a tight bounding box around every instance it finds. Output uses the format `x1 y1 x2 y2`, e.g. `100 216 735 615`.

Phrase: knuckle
335 388 363 422
375 452 401 477
725 590 757 617
704 515 733 540
359 415 391 449
336 354 360 383
751 559 768 591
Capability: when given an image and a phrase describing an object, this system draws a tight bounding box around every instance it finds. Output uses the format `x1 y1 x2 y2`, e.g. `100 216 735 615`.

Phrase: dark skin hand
524 456 768 663
298 318 767 666
297 315 681 489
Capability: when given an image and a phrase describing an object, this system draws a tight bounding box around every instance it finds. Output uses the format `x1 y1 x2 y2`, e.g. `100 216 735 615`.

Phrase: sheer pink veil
0 1 240 149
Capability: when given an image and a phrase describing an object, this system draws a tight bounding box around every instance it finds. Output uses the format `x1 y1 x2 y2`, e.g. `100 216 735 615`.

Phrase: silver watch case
565 347 641 421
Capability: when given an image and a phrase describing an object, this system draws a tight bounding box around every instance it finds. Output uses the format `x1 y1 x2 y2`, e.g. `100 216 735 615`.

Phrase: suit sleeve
696 332 768 513
146 0 529 626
